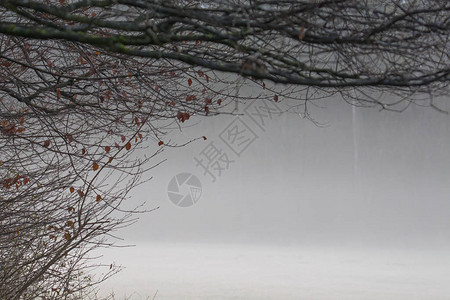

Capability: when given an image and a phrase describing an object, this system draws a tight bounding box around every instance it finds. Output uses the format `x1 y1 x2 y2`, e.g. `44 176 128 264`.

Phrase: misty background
98 94 450 299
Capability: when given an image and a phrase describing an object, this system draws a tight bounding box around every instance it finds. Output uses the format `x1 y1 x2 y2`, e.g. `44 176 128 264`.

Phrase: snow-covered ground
98 242 450 300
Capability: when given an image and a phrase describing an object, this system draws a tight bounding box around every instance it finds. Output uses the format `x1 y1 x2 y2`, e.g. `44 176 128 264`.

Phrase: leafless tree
1 0 448 104
0 0 449 298
0 31 223 299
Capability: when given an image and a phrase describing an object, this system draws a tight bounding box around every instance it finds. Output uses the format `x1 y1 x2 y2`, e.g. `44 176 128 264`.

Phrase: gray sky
120 95 450 249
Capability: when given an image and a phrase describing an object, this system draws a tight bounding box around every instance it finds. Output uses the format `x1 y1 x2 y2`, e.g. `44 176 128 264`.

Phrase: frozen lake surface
99 242 450 299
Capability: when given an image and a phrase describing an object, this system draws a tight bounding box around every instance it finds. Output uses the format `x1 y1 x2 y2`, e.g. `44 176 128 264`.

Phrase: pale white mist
97 97 450 299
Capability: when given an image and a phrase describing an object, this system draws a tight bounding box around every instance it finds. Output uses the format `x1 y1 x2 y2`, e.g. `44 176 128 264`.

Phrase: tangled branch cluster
0 0 448 89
